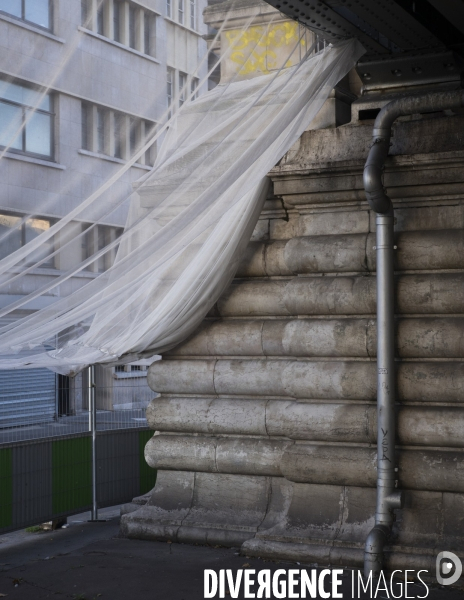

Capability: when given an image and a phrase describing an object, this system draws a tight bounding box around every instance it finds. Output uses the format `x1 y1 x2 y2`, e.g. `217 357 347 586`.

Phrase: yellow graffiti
225 22 305 75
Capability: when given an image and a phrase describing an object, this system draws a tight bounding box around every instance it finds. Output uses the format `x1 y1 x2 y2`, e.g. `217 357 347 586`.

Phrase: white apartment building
0 0 208 426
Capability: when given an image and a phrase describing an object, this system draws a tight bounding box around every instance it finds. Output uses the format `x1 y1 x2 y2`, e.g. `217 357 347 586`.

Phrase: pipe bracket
386 490 404 510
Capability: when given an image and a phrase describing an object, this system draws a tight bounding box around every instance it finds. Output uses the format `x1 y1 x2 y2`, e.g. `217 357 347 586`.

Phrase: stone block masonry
121 111 464 574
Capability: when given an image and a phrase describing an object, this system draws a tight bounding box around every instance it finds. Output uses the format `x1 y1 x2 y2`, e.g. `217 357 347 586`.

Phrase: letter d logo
436 551 462 586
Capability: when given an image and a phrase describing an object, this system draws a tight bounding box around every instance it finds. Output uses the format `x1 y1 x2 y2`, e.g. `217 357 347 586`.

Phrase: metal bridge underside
264 0 464 90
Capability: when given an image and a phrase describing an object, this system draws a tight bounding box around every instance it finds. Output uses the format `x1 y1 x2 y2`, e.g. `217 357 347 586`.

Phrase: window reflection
25 111 52 156
0 78 53 160
0 212 54 266
24 0 49 29
0 103 22 150
0 0 21 18
0 0 50 30
0 214 22 260
25 218 54 265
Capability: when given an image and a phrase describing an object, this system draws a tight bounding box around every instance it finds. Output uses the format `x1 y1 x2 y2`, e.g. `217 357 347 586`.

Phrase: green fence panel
139 430 157 495
0 448 12 528
52 437 92 514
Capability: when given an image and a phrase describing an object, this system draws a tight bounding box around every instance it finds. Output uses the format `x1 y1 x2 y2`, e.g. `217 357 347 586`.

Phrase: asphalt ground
0 507 462 600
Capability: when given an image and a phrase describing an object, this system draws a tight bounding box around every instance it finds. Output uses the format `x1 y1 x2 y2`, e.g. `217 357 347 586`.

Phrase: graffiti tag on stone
381 427 391 462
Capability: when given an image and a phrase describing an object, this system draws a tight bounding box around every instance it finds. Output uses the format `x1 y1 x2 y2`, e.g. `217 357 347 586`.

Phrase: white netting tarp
0 38 364 374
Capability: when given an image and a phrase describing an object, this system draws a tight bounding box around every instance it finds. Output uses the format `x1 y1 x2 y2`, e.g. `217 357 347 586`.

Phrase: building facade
0 0 208 426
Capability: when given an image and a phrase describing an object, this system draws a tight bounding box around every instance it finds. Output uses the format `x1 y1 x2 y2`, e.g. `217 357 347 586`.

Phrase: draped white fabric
0 38 364 374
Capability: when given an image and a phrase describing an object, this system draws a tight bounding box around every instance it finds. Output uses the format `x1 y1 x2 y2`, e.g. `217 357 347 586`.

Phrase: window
113 0 121 43
81 0 89 28
114 112 124 159
167 70 200 114
190 0 195 29
96 107 106 154
167 68 173 117
129 117 138 156
144 13 151 55
97 225 110 272
144 120 156 166
81 0 155 57
178 0 184 24
114 363 147 375
128 4 136 49
190 77 199 100
166 0 171 18
178 72 187 106
81 101 155 164
81 103 90 151
84 224 123 272
0 79 53 159
0 213 22 261
0 212 54 265
24 217 54 266
0 0 51 30
97 1 104 35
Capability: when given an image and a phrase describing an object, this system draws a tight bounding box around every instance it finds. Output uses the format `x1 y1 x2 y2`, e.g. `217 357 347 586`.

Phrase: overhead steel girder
263 0 464 90
262 0 448 58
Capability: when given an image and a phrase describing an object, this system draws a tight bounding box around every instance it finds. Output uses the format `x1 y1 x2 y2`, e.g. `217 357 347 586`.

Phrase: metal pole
88 364 98 521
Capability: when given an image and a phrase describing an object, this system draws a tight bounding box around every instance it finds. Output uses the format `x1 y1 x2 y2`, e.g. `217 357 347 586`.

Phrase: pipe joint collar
372 127 391 140
365 524 390 551
364 524 390 578
364 190 392 215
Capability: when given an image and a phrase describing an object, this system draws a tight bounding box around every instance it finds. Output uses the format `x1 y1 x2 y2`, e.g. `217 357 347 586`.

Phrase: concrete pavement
0 507 462 600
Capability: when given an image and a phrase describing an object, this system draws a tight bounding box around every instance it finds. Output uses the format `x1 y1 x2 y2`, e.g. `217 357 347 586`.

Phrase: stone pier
121 107 464 572
121 0 464 574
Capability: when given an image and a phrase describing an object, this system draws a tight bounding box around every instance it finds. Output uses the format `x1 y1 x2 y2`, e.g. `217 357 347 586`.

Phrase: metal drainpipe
363 90 464 579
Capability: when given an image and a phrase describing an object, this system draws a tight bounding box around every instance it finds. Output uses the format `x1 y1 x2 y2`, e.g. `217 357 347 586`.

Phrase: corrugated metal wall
0 369 56 428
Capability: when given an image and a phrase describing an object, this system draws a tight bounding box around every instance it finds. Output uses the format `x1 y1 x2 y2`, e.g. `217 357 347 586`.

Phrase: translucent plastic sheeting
0 38 364 374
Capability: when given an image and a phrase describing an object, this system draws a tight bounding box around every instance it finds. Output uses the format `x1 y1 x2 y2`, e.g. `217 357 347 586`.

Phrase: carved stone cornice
269 115 464 212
